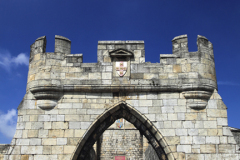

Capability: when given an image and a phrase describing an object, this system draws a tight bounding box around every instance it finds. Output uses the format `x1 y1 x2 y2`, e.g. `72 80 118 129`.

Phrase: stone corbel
30 85 62 110
182 91 213 110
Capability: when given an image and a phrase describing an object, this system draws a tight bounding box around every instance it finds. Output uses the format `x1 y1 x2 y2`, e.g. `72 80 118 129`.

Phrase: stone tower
0 35 239 160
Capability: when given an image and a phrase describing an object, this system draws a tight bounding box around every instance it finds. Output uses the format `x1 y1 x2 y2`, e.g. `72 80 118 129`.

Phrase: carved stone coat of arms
116 61 127 77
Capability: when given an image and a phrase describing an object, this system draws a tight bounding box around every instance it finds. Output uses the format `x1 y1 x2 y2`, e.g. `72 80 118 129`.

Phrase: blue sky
0 1 240 143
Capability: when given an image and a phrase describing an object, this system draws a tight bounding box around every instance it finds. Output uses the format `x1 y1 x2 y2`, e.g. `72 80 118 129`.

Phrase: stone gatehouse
0 35 240 160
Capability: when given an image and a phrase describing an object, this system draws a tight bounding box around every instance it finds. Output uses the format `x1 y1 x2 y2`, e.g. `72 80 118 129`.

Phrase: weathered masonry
1 35 240 160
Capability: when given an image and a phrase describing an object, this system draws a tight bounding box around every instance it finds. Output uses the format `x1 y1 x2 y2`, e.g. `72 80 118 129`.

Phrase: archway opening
72 102 172 160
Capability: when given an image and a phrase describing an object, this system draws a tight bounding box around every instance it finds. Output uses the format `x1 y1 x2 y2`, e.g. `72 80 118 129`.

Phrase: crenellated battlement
27 35 217 110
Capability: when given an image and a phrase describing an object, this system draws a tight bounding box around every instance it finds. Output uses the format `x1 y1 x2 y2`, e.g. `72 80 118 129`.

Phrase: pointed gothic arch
71 101 175 160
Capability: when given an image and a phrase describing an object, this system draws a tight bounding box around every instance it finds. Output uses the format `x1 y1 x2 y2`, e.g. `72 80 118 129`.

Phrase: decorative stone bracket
30 85 62 110
182 91 213 110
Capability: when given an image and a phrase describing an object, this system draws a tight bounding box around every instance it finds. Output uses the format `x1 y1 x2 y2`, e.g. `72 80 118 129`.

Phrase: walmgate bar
0 35 239 160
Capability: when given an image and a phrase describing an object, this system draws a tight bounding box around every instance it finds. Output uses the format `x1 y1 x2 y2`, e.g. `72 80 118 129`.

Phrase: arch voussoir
71 102 175 160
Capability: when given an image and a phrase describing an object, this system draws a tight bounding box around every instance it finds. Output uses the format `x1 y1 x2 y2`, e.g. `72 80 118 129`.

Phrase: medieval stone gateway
0 35 240 160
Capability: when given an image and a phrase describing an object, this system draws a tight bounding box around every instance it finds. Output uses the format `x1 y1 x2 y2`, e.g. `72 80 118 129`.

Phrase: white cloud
0 109 17 139
0 48 28 72
218 81 240 86
12 53 29 66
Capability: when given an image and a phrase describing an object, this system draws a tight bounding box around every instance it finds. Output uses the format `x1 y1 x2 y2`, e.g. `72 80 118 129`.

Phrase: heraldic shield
116 118 124 128
116 61 127 77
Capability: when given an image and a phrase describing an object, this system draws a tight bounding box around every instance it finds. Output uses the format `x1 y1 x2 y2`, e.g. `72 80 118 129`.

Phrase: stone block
218 145 235 154
206 136 219 144
21 155 32 160
29 138 41 145
198 129 207 136
146 92 158 99
177 113 185 120
173 65 181 73
144 114 155 121
11 146 20 154
168 113 178 120
74 129 86 137
223 127 233 136
42 138 56 145
177 145 191 153
57 138 67 145
89 73 101 79
52 122 68 129
30 115 38 121
180 136 193 144
156 114 168 121
21 146 43 154
172 121 182 129
38 129 48 138
67 138 80 145
52 146 64 154
64 129 74 137
57 103 73 109
81 122 92 129
86 109 105 115
8 155 21 160
50 115 57 121
186 154 205 160
200 144 216 153
143 73 158 79
14 130 23 138
139 100 152 106
203 121 217 128
148 106 161 114
183 121 194 129
134 106 148 114
28 130 38 138
217 118 228 126
102 72 112 79
160 129 175 136
188 129 198 136
220 137 228 144
163 99 178 106
195 121 204 128
16 139 29 145
34 155 57 160
161 106 174 113
193 136 205 144
165 136 180 145
164 121 172 128
185 113 198 120
228 137 236 144
152 100 162 106
63 146 75 154
65 115 80 121
44 122 51 129
176 129 188 136
38 115 50 121
68 122 81 130
49 129 64 138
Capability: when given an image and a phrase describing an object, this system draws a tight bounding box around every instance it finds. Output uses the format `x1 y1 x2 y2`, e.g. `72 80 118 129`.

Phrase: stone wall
1 35 240 160
99 129 143 160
